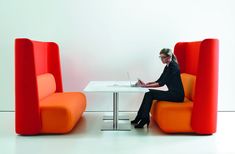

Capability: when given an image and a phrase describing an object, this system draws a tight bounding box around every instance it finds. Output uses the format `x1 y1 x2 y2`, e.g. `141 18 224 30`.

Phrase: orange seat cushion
37 73 56 100
39 92 86 133
151 98 194 133
150 73 196 133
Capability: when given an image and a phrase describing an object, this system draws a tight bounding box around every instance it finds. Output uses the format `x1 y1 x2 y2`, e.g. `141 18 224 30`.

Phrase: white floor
0 112 235 154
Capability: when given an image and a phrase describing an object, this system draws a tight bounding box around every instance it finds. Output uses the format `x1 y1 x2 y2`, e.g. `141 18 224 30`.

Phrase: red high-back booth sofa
15 38 86 135
151 38 219 134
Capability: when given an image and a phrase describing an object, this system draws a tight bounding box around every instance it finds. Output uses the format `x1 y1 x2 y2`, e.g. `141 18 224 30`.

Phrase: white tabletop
83 81 168 93
83 81 149 93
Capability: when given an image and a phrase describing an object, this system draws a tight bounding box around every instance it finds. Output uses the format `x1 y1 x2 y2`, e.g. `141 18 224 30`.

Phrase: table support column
101 92 131 131
113 92 118 129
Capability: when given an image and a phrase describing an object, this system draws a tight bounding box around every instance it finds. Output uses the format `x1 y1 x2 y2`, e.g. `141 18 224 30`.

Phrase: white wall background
0 0 235 111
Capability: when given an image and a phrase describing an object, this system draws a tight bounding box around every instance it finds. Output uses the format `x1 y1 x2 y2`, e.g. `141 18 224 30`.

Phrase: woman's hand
134 80 160 88
135 79 146 87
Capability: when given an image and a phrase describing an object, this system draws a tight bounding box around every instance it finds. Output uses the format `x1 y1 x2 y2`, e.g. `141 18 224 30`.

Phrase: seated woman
131 48 185 128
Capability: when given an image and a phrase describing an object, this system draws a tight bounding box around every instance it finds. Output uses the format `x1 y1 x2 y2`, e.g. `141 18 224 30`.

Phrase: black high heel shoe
130 115 141 125
134 118 150 128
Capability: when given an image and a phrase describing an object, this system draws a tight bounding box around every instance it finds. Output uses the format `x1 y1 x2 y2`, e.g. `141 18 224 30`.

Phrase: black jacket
155 60 184 97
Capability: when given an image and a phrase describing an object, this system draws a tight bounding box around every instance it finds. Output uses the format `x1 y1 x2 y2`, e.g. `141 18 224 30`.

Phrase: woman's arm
155 66 167 83
146 81 157 85
142 82 160 88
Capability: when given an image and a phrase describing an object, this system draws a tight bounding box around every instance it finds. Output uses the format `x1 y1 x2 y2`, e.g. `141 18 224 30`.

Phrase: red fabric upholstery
15 39 41 135
174 39 219 134
15 38 63 135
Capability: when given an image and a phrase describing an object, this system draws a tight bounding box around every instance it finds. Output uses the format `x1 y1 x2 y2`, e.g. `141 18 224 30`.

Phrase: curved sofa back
174 39 219 134
15 38 63 135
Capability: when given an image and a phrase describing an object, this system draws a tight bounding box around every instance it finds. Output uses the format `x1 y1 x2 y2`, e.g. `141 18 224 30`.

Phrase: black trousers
137 90 184 119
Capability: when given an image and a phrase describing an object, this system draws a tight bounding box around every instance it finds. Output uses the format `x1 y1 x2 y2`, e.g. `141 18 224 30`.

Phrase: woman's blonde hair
160 48 178 63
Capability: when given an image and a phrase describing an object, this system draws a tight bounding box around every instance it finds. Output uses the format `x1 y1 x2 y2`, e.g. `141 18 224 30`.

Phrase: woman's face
159 54 170 64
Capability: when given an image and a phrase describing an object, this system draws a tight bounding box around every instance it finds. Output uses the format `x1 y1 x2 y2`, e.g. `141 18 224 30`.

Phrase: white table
83 81 149 131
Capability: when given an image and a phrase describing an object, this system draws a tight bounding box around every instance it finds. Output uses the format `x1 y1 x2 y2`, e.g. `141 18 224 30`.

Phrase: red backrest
174 39 219 134
15 38 63 135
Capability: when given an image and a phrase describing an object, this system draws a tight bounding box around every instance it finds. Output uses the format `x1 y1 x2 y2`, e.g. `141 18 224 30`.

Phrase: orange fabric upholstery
37 73 56 100
151 99 193 133
40 92 86 133
15 38 86 135
181 73 196 101
151 74 195 133
150 39 219 134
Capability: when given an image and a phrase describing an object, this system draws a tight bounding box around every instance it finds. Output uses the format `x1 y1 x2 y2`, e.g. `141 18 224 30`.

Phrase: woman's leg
138 90 179 120
131 92 153 124
134 91 156 128
134 90 182 120
137 92 154 120
134 90 184 128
